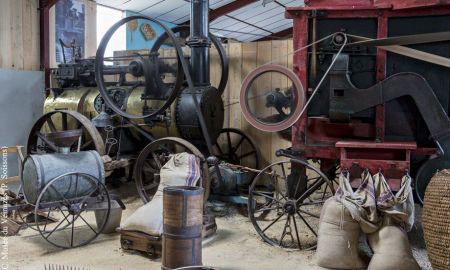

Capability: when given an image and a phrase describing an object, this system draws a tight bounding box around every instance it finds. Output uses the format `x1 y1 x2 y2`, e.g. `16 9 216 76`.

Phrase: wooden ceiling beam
209 0 258 21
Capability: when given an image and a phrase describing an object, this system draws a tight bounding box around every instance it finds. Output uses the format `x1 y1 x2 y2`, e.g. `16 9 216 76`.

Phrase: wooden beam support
210 0 258 21
39 0 59 88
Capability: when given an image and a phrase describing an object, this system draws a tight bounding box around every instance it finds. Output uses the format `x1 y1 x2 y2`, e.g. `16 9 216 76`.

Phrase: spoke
50 185 72 207
231 136 245 153
292 214 302 249
46 118 57 132
42 208 53 232
280 163 287 180
270 175 288 201
239 150 256 159
81 140 93 149
79 214 98 235
43 217 66 240
214 143 224 155
74 174 79 198
279 216 291 246
35 131 58 152
297 211 317 237
321 183 329 201
61 113 68 130
143 182 159 190
254 206 279 213
252 191 278 203
57 206 72 225
226 131 232 153
297 208 320 219
71 215 75 247
151 153 163 169
262 212 284 233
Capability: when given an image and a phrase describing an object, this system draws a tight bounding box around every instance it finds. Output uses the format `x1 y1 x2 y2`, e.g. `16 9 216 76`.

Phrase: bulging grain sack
120 153 201 236
335 171 381 234
316 197 366 269
367 216 419 270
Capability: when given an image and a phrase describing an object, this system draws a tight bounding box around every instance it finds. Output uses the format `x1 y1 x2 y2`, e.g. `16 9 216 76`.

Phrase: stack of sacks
120 153 201 236
316 171 419 270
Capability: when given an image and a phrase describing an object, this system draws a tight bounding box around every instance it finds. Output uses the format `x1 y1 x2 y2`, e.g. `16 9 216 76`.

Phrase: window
96 5 126 58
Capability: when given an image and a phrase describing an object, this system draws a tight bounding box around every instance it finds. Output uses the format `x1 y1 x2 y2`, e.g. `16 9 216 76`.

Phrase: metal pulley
239 64 306 132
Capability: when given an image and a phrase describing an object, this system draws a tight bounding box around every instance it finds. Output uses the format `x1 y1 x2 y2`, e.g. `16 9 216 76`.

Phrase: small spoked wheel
248 159 334 250
34 172 111 248
213 128 259 169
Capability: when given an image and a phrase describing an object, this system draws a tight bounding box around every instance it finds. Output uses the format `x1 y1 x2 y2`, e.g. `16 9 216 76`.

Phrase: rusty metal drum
162 186 204 270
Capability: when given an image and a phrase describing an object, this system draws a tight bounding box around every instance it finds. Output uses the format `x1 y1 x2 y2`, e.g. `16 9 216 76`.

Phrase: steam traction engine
241 1 450 250
29 1 259 207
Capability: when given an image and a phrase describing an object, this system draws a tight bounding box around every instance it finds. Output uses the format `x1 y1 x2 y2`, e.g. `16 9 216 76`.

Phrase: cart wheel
213 128 260 170
248 159 333 250
134 137 210 203
35 172 111 249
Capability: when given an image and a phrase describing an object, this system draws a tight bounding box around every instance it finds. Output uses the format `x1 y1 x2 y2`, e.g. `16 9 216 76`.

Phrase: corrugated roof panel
270 22 293 33
210 0 235 9
234 7 285 26
257 12 290 29
152 3 190 23
118 0 163 11
228 1 275 17
172 14 190 24
96 0 124 8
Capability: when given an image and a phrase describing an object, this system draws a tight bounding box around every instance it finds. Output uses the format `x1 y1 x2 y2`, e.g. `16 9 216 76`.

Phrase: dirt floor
9 181 431 270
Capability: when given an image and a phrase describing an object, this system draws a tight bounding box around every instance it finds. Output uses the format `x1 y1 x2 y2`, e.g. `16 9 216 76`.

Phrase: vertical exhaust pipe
189 0 211 86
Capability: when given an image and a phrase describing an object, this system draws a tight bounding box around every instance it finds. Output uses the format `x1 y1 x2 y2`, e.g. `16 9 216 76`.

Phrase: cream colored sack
316 197 366 269
367 217 419 270
120 153 201 236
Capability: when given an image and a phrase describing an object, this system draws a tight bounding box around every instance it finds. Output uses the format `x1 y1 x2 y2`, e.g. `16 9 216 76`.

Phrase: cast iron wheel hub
283 200 297 215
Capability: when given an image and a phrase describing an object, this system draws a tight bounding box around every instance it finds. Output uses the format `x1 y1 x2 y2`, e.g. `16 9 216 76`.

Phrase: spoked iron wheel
27 110 105 155
35 172 111 248
16 185 61 232
213 128 259 170
134 137 209 204
248 159 334 250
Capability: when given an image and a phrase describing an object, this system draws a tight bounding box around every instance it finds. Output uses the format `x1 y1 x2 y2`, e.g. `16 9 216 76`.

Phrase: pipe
189 0 211 86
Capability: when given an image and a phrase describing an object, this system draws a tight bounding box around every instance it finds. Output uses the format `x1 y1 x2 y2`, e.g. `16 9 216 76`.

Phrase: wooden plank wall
211 39 294 166
0 0 40 71
49 0 97 68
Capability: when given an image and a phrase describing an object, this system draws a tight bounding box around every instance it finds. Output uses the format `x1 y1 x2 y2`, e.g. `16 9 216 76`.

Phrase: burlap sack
367 216 419 270
120 153 201 236
316 197 366 269
372 173 414 231
335 171 381 234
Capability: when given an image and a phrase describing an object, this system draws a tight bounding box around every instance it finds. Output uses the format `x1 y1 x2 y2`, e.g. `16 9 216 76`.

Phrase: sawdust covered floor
9 181 430 270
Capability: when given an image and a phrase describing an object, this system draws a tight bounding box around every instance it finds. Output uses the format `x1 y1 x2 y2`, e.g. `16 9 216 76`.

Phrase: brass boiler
44 87 179 139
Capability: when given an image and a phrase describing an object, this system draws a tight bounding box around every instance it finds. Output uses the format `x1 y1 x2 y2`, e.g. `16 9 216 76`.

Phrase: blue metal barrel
21 151 105 204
